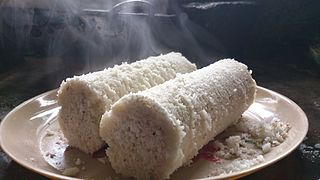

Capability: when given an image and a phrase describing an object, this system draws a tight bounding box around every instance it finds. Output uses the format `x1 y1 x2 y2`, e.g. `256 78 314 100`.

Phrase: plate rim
0 89 81 180
0 86 309 180
199 86 309 180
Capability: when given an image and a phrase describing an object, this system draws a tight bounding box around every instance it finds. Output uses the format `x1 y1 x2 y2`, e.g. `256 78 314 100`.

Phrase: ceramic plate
0 86 308 180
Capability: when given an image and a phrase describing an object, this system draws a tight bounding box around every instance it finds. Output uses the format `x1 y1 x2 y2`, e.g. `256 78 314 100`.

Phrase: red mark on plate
193 143 221 162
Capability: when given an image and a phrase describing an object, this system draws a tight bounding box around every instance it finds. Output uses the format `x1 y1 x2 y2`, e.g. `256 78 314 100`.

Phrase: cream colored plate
0 86 308 180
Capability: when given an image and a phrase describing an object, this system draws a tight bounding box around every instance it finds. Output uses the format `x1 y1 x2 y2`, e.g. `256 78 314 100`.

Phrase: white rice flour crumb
196 115 290 177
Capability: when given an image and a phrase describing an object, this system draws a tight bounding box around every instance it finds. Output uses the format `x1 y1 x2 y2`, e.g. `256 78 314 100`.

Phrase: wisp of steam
0 0 226 80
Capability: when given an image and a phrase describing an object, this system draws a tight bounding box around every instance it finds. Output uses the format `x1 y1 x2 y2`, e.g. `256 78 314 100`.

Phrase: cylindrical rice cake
57 52 196 154
100 59 256 179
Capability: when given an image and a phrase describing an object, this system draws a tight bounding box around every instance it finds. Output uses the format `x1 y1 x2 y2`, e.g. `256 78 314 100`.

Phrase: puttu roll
57 52 196 154
100 59 256 179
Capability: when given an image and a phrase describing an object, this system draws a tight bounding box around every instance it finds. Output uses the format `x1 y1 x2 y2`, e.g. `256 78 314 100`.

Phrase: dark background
0 0 320 179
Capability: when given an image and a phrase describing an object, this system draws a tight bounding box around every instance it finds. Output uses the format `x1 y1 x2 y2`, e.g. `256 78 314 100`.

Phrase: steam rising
0 0 224 76
184 1 256 10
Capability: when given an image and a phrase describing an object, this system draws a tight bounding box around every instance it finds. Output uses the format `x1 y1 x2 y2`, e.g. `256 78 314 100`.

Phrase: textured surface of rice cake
58 52 196 154
100 59 256 179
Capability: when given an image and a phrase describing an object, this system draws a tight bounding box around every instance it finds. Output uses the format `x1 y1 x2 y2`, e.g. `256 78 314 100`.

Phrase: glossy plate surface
0 86 308 180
